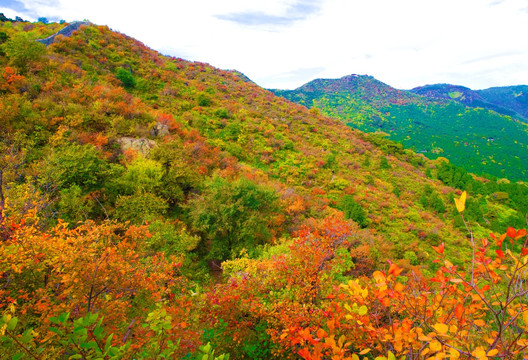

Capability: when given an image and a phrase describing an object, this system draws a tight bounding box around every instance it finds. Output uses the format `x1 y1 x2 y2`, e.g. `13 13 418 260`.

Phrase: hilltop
1 18 528 359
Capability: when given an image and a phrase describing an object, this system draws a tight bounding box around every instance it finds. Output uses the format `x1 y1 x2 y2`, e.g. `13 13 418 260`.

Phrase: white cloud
4 0 528 90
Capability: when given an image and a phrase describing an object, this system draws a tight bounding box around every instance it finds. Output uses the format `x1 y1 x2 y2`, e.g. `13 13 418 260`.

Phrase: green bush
338 195 369 228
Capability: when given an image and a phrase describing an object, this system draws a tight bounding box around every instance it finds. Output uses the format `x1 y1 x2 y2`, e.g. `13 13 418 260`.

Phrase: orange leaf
474 319 486 327
516 229 527 239
497 233 507 247
388 263 403 277
454 303 464 321
432 242 445 255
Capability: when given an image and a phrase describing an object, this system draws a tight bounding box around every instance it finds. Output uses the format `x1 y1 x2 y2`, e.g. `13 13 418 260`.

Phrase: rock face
116 137 156 156
37 21 90 46
150 122 169 137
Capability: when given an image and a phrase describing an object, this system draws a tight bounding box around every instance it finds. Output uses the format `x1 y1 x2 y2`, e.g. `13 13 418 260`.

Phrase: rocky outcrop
150 122 169 137
37 21 90 46
116 137 156 156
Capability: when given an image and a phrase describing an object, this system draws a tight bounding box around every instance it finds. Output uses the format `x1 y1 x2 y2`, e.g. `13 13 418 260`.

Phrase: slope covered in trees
273 75 528 181
411 83 528 121
2 18 528 359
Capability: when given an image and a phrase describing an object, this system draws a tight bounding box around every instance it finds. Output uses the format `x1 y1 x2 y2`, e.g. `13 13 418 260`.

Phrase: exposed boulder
116 137 156 156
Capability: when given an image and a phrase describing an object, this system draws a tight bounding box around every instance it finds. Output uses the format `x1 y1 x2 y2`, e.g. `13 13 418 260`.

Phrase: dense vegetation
2 17 528 359
273 75 528 181
411 83 528 122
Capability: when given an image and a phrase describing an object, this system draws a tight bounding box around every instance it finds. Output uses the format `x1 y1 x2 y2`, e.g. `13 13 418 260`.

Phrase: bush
339 195 369 228
2 33 46 73
116 67 135 89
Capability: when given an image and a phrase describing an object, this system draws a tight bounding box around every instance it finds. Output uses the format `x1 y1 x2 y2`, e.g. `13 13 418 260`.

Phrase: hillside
273 75 528 181
1 18 528 359
411 83 528 121
478 85 528 120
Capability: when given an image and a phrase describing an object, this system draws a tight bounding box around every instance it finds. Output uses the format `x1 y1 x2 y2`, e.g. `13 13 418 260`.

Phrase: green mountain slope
411 83 528 121
273 75 528 181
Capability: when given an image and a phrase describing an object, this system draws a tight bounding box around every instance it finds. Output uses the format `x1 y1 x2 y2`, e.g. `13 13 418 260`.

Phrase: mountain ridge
272 74 528 181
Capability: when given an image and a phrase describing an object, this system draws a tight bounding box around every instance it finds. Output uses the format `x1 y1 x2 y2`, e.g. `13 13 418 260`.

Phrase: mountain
273 75 528 181
410 83 528 121
2 17 528 359
478 85 528 120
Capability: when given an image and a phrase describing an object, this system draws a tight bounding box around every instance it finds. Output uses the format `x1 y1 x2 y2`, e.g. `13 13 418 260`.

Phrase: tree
116 67 135 89
338 195 369 228
41 143 110 193
2 33 46 73
187 176 280 260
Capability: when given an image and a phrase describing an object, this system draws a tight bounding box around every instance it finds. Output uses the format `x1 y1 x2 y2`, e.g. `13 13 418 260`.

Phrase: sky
1 0 528 90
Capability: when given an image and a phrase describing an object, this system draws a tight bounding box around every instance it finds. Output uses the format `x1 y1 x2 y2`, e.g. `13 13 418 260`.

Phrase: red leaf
515 229 527 239
507 227 517 238
496 249 505 258
521 248 528 256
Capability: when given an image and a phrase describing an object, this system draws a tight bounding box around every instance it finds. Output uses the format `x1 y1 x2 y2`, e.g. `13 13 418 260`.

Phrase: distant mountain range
272 75 528 181
411 83 528 121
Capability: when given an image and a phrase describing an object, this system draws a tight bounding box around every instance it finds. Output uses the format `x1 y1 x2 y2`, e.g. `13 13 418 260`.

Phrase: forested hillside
2 18 528 359
410 83 528 121
273 75 528 181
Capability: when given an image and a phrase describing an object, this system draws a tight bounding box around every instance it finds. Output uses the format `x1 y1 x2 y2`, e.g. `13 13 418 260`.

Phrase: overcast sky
2 0 528 90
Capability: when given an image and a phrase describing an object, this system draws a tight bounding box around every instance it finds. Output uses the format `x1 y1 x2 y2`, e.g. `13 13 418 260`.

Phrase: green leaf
357 305 368 316
80 340 98 350
104 333 114 354
93 323 104 339
58 312 70 324
7 316 18 331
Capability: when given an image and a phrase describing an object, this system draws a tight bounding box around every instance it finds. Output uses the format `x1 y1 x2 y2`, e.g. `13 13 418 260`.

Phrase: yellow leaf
487 349 498 356
429 340 442 352
472 347 487 359
518 338 528 346
454 191 467 213
523 310 528 326
434 323 449 335
359 348 371 355
449 348 460 359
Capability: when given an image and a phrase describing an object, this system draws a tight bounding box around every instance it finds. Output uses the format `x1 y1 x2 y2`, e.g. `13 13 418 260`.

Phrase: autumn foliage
1 18 528 359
